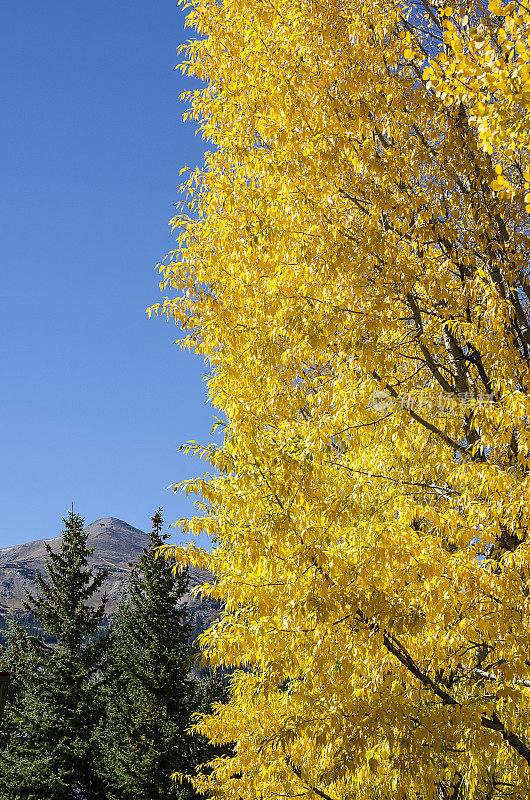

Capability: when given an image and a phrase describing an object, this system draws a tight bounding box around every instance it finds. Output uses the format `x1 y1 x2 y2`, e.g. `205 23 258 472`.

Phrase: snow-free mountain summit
0 518 219 628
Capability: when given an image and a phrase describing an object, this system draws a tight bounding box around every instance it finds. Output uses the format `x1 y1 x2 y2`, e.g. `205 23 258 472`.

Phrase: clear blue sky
1 1 216 546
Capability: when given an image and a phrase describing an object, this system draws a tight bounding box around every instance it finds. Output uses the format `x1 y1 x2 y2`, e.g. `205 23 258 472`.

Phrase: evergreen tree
0 507 108 799
0 615 39 750
97 509 210 800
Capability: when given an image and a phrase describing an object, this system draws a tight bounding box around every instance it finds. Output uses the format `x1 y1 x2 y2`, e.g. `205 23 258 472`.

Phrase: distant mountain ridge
0 518 220 631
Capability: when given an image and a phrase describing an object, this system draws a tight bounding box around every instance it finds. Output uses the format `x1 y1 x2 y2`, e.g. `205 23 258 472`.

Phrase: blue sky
1 2 215 547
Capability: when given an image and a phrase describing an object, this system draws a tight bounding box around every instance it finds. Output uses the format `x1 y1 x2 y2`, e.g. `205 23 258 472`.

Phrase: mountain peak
86 517 144 530
0 518 220 632
84 517 148 538
0 517 148 612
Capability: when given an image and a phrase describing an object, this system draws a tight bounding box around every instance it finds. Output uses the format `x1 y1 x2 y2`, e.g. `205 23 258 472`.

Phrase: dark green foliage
0 611 111 649
0 616 39 748
0 508 109 800
0 612 59 647
0 507 226 800
97 509 215 800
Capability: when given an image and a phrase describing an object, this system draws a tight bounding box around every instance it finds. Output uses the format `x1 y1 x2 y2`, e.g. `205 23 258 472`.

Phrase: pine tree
0 615 39 752
0 507 108 799
97 509 209 800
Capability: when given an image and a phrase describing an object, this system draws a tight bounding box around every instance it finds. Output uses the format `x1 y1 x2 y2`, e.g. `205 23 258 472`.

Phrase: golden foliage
153 0 530 796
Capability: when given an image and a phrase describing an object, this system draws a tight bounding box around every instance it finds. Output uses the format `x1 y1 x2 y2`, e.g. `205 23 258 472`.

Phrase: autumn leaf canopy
152 0 530 796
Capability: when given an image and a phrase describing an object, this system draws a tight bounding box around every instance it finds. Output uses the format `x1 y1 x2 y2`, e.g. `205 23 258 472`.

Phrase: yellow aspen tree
424 0 530 166
151 0 530 796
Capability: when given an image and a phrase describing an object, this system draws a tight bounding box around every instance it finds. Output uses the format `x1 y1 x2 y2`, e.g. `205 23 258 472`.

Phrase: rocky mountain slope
0 518 220 631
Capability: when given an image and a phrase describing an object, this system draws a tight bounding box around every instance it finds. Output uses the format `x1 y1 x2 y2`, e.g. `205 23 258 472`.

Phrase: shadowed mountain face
0 518 220 628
